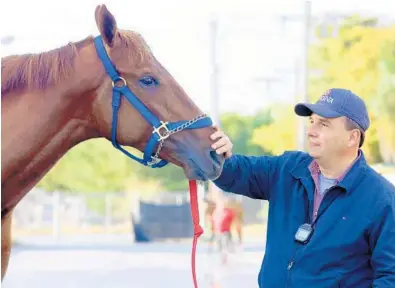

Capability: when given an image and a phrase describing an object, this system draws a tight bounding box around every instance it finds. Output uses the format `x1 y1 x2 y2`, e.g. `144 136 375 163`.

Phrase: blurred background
1 0 395 287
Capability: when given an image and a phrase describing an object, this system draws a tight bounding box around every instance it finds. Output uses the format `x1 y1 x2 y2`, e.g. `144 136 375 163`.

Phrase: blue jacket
213 151 395 288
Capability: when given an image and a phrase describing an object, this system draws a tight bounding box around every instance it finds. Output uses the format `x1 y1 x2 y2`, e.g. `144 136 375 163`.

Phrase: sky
1 0 394 117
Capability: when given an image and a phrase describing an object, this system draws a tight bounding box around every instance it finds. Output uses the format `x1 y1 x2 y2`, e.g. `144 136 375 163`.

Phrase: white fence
12 189 132 238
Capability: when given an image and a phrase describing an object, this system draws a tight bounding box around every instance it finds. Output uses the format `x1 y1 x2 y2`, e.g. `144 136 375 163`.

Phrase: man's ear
95 4 118 47
349 130 360 148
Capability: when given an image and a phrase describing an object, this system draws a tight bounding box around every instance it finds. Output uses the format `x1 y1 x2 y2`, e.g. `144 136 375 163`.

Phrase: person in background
211 192 236 264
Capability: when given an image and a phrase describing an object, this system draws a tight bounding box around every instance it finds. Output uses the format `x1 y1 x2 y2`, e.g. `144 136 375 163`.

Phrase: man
210 88 395 287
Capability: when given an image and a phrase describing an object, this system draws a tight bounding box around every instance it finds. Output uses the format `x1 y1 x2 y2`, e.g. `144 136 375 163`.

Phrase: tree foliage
251 104 297 155
220 108 273 156
38 139 138 193
309 16 395 163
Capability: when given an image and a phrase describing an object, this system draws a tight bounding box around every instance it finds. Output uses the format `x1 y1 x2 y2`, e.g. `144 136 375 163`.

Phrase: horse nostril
210 150 222 166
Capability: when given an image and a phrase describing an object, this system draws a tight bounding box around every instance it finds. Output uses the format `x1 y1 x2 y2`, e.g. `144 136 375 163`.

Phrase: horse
1 4 225 281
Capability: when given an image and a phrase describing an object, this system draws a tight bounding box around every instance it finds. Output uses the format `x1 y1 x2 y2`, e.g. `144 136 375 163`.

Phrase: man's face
306 114 354 160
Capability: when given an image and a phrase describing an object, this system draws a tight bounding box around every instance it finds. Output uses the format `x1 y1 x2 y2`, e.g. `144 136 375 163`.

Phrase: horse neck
1 46 103 214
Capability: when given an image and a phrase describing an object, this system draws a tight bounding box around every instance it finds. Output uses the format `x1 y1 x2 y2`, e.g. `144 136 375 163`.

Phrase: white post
210 17 220 126
52 191 60 241
298 0 311 152
105 194 112 234
176 194 182 205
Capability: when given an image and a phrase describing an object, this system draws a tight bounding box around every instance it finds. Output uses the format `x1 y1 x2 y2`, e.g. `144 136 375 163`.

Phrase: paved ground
2 235 265 288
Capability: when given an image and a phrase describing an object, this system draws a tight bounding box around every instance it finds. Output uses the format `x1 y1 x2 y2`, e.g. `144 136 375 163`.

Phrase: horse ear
95 4 118 47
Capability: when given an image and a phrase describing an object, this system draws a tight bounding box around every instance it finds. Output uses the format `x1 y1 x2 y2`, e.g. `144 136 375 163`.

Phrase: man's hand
210 126 233 159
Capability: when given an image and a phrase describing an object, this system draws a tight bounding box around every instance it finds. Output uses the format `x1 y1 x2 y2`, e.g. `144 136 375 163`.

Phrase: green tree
376 37 395 163
309 16 395 163
134 164 188 191
251 104 297 155
220 108 273 156
37 139 138 193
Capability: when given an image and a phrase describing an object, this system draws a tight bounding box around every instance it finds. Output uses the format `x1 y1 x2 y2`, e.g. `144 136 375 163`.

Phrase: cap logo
319 89 333 104
323 89 331 96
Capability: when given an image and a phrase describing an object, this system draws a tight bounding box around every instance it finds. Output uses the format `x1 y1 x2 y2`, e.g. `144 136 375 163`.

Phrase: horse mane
1 37 92 95
1 31 153 96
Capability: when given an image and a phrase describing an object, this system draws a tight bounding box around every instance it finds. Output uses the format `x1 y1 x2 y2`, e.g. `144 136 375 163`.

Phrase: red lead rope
188 180 204 288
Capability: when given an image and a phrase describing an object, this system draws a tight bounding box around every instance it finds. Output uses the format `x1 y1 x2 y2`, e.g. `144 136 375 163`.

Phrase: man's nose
307 125 317 138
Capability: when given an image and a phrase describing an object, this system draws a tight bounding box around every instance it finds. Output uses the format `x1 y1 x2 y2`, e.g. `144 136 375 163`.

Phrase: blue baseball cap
294 88 370 131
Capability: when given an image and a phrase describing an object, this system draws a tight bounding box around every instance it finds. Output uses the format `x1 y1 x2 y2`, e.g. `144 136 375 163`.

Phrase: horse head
88 5 224 181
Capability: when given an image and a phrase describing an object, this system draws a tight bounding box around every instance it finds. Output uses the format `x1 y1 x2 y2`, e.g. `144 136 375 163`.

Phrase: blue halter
93 36 213 168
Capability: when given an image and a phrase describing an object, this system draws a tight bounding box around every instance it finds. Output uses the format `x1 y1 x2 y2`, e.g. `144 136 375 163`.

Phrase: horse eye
139 76 159 88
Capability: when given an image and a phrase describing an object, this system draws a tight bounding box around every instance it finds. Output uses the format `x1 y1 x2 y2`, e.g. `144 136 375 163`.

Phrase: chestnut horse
1 4 224 281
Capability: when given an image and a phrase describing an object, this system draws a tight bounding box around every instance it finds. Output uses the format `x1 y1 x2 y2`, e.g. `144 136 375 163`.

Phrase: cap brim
294 103 343 118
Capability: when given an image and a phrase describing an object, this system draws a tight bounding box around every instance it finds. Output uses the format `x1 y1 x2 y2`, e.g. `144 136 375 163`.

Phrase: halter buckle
152 121 170 141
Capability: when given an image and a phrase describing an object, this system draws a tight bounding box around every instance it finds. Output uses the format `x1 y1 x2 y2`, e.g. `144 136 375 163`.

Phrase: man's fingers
211 137 229 150
209 127 233 158
215 143 232 155
210 130 224 141
215 147 227 155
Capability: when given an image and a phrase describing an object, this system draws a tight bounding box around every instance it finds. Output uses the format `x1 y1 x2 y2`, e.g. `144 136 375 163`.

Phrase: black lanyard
296 186 342 245
309 185 342 226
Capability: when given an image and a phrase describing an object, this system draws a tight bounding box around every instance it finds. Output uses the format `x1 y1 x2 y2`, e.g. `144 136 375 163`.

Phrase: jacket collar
290 150 368 194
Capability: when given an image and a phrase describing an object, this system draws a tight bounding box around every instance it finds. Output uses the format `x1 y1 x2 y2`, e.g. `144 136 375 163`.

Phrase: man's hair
344 117 365 147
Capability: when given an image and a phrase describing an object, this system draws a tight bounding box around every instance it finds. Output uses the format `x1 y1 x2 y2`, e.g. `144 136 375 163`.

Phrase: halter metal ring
153 121 170 141
112 77 127 88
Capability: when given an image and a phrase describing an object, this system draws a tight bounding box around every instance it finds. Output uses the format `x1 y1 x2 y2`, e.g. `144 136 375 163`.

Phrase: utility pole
298 0 311 151
280 1 311 151
209 18 221 128
207 16 221 223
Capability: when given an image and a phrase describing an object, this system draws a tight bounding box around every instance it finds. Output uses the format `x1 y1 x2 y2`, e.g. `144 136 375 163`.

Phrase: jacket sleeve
212 154 281 201
369 196 395 287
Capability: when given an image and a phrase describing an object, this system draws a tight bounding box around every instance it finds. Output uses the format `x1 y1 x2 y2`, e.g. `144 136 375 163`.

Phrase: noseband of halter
93 36 213 168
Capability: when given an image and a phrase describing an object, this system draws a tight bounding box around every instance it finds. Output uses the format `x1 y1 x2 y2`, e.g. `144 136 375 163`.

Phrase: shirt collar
308 150 362 183
308 150 363 194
